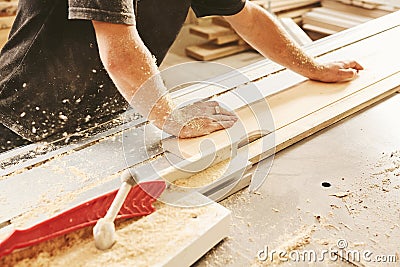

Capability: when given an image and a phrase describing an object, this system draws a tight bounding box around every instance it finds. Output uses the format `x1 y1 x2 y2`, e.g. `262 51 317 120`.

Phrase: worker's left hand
311 60 364 83
162 101 238 138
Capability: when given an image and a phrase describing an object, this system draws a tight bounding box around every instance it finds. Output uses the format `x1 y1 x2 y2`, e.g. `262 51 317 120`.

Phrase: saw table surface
196 91 400 267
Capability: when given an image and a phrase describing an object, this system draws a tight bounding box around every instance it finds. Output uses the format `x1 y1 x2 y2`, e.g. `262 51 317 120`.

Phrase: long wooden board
0 27 10 49
189 24 234 40
164 22 400 160
321 0 389 18
172 11 400 109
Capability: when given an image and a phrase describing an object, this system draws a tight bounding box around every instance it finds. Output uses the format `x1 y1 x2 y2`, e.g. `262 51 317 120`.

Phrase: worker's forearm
225 3 322 80
92 21 238 138
92 21 174 128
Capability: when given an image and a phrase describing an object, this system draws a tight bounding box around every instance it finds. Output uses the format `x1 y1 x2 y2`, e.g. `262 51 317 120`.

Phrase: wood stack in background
186 0 320 61
0 0 17 50
254 0 320 23
302 0 399 39
185 17 251 61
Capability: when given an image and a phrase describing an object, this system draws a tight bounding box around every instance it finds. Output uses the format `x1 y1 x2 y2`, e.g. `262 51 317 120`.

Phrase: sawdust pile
1 157 230 265
173 159 230 188
1 203 214 266
8 171 121 229
252 224 317 266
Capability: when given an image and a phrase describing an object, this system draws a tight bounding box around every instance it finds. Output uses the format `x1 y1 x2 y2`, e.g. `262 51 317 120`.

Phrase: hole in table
321 182 331 188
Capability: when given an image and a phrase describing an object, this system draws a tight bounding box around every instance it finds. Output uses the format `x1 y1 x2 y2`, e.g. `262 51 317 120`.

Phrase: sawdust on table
173 158 230 188
8 171 121 229
1 156 231 265
0 203 213 267
252 224 317 266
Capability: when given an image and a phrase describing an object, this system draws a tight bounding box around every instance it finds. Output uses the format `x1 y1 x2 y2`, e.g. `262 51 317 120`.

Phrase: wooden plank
321 0 389 18
211 16 231 28
276 6 314 19
185 42 251 61
0 2 17 17
189 24 234 40
0 15 14 29
280 17 312 46
359 0 400 9
302 17 347 33
310 7 372 23
175 12 400 107
0 27 10 49
211 33 241 45
248 72 400 164
174 12 399 106
302 23 338 35
304 28 329 40
256 0 320 13
302 11 361 29
164 24 400 159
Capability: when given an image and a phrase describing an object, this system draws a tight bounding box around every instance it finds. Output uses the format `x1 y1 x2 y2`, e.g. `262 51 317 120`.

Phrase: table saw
1 11 400 266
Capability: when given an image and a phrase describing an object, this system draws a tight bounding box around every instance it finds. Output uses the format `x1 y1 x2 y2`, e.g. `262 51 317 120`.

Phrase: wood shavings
352 242 365 247
329 192 350 198
9 171 120 229
338 222 353 230
173 159 230 188
344 204 352 215
1 204 220 266
254 224 317 266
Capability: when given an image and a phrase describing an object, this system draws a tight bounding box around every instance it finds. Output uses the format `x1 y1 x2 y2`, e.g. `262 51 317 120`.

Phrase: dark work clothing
0 0 246 152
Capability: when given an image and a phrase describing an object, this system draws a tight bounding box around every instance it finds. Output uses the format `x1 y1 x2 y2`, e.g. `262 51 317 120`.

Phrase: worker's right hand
161 101 238 138
310 60 364 83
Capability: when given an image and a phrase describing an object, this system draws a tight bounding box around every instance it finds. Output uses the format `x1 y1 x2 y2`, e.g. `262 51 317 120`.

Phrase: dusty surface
0 157 231 266
174 159 230 188
0 203 219 267
194 94 400 266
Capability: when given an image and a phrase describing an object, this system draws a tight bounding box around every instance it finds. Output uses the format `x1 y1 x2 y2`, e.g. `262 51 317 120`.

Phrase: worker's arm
224 2 364 82
92 21 237 138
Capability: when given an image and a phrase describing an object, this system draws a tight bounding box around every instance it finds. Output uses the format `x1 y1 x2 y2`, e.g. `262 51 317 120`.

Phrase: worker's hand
311 60 364 83
162 101 238 138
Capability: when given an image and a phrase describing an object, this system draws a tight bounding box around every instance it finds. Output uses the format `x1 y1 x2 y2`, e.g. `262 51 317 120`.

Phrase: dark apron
0 0 190 152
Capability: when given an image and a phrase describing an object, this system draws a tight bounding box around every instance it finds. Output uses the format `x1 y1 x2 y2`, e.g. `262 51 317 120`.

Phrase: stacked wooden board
185 17 252 61
0 0 17 50
302 0 399 38
185 0 319 61
254 0 320 23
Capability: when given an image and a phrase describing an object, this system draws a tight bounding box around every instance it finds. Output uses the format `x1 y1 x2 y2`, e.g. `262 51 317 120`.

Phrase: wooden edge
212 33 241 45
189 25 234 40
254 73 400 161
185 42 251 61
1 193 232 267
302 23 338 35
211 16 231 28
163 197 231 267
177 12 399 109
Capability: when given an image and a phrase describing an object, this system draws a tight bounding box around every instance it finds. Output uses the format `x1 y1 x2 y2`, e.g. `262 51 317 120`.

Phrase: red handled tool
0 180 166 258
